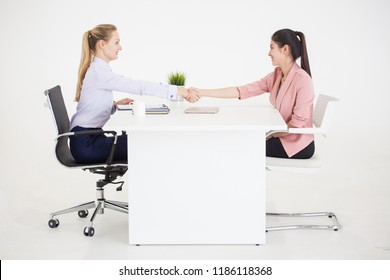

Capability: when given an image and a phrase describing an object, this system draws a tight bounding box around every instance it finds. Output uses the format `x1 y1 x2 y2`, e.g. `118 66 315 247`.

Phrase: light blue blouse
70 57 177 129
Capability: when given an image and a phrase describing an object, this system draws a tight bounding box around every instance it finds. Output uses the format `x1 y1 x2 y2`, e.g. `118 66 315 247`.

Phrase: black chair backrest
45 85 70 135
45 85 127 168
45 85 79 167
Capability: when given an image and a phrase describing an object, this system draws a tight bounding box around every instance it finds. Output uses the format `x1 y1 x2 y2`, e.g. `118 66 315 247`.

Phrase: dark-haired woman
189 29 315 159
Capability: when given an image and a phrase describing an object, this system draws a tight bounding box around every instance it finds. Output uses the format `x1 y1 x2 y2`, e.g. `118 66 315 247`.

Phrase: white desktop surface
116 104 286 131
109 103 286 245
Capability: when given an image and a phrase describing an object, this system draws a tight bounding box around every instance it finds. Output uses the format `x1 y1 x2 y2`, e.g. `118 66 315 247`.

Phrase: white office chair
266 94 342 232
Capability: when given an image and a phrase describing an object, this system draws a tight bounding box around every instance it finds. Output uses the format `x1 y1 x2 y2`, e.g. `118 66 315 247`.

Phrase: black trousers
266 137 315 159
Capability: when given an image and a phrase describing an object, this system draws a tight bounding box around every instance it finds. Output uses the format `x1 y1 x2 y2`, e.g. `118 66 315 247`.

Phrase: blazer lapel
270 68 282 107
275 63 299 110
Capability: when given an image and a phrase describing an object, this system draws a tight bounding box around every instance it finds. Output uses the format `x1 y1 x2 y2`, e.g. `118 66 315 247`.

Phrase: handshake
179 87 201 103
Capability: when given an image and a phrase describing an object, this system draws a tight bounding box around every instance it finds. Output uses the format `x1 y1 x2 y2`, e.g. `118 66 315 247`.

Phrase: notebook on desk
184 106 219 114
117 104 170 114
145 104 170 114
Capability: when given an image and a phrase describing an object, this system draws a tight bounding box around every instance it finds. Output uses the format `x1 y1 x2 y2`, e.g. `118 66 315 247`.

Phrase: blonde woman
70 24 196 163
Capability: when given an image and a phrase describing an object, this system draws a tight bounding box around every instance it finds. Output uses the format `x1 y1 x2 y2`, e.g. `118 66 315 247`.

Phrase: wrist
177 87 188 97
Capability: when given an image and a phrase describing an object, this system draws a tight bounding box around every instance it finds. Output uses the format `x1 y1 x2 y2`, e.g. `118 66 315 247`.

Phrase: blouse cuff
168 85 179 101
237 85 249 100
111 104 117 114
237 86 245 99
289 115 308 128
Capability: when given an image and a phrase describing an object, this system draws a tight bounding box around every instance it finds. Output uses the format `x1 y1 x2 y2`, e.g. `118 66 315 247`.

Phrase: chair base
48 183 128 237
266 211 341 232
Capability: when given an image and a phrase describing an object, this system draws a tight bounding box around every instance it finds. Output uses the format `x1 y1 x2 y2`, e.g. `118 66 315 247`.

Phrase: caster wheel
78 210 89 218
48 218 59 228
83 226 95 237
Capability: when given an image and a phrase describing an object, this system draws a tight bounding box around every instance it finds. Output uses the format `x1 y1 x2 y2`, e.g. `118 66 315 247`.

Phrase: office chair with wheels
266 94 342 232
44 85 128 237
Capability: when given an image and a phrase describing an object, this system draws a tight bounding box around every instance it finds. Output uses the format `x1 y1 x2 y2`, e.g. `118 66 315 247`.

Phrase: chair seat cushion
266 154 321 173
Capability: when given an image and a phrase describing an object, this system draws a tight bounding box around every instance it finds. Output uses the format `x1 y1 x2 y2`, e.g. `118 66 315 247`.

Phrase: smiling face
268 40 285 67
97 30 122 62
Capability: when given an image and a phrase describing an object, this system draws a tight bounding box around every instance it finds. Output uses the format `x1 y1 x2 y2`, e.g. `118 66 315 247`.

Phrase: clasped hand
182 87 201 103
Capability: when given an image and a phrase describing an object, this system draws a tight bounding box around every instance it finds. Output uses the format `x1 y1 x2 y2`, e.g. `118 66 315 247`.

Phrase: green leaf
167 71 187 86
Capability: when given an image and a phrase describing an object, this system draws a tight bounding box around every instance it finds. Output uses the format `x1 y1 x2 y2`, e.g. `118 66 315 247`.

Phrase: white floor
1 130 390 260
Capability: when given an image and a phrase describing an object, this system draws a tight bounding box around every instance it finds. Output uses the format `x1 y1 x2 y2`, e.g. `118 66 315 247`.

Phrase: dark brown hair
271 29 311 77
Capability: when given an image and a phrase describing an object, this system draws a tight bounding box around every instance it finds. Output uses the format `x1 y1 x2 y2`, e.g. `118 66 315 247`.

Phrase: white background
0 0 389 268
0 0 389 186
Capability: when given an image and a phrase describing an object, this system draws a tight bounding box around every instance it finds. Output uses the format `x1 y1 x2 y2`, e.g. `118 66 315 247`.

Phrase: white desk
111 103 286 245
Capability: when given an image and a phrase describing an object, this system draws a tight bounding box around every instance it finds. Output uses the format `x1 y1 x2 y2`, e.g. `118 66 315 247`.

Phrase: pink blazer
237 63 314 157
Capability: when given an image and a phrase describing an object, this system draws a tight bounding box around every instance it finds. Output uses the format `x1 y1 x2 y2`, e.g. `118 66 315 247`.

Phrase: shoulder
269 67 282 78
88 58 117 81
90 58 111 72
292 64 312 86
262 67 281 84
293 64 311 80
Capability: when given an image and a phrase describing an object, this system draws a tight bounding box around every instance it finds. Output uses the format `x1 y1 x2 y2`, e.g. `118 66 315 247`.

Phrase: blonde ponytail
75 24 117 102
75 32 92 101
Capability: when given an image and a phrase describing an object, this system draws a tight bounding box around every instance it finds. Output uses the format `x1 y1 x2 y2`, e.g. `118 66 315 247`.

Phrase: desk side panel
127 130 266 245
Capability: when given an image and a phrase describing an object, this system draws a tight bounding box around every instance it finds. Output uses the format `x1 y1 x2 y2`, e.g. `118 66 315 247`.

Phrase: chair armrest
266 127 327 138
56 129 117 139
56 132 76 139
288 127 326 136
266 130 287 138
56 129 119 165
73 129 117 137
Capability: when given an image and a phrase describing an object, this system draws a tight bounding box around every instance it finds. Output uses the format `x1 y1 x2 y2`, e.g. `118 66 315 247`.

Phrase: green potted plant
167 71 187 101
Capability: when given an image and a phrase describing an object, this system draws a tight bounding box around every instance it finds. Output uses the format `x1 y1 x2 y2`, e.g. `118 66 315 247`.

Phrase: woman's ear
97 39 105 50
282 44 290 54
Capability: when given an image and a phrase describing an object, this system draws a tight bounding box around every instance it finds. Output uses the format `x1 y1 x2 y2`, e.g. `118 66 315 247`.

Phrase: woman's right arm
189 87 240 99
